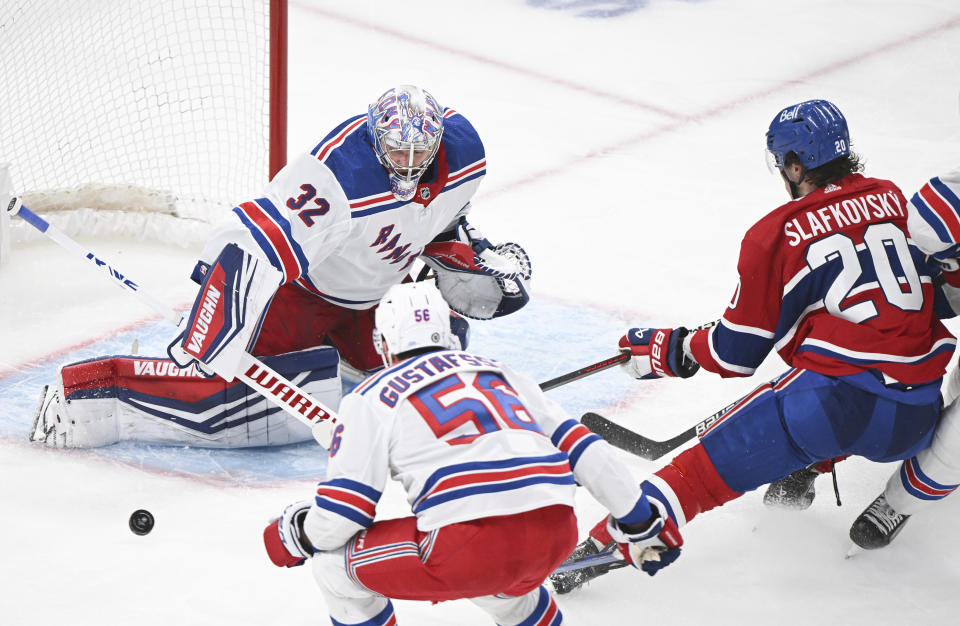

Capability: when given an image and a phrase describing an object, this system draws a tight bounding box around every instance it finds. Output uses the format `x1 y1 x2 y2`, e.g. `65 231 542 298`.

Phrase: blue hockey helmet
765 100 850 171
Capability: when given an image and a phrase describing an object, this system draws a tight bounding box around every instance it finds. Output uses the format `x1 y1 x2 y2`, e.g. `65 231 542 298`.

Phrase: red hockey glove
605 497 683 576
618 327 699 379
263 500 315 568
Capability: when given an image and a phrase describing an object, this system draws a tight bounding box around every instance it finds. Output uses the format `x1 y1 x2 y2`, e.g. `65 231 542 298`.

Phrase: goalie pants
312 505 576 625
253 282 382 372
591 368 942 541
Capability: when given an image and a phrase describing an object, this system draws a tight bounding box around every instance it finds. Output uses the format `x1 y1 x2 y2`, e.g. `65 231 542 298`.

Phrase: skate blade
28 385 50 442
844 544 863 559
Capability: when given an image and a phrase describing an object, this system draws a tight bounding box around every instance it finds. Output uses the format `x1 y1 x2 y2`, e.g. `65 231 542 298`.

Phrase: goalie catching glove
619 327 699 379
606 497 683 576
263 500 316 568
168 243 283 381
421 240 531 320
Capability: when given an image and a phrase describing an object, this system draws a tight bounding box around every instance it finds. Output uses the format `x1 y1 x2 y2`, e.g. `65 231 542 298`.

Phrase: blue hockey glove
606 497 683 576
618 327 699 379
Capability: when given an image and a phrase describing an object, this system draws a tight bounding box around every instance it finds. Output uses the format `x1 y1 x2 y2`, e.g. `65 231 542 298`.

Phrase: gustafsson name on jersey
784 190 905 246
379 353 500 407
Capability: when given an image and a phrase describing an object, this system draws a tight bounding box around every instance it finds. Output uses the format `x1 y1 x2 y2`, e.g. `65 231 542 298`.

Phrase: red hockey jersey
689 174 955 385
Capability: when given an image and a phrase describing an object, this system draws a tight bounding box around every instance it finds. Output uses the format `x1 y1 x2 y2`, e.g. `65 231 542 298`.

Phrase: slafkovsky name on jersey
784 189 905 247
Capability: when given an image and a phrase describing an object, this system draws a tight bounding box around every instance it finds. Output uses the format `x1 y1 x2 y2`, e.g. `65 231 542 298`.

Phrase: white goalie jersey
200 110 486 309
302 350 647 551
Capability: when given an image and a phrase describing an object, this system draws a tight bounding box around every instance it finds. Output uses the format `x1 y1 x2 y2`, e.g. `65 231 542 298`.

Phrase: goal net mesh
0 0 281 248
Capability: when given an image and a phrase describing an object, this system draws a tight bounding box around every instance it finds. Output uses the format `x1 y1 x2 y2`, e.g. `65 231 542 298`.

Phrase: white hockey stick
6 197 339 445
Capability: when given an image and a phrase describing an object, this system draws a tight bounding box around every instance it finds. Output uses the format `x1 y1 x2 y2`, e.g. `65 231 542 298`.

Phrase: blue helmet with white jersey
765 100 850 171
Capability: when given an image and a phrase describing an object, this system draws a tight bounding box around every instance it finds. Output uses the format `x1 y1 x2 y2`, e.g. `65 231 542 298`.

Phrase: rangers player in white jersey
262 282 681 626
30 85 531 449
846 168 960 549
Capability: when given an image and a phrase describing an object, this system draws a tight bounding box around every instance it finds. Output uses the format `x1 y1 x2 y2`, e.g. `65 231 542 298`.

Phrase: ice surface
2 1 960 624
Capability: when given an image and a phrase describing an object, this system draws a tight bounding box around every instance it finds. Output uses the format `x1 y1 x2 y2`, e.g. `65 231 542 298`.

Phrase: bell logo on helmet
766 99 850 171
779 105 801 122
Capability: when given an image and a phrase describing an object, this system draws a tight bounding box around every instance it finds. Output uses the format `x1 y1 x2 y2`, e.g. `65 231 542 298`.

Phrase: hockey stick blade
539 353 629 392
552 548 624 574
581 412 696 460
582 400 735 461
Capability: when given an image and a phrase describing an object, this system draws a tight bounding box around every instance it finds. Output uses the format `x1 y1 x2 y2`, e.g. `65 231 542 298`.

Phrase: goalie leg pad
36 347 340 448
30 374 119 448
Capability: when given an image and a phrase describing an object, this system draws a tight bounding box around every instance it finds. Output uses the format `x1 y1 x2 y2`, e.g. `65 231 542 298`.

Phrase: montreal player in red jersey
551 100 957 593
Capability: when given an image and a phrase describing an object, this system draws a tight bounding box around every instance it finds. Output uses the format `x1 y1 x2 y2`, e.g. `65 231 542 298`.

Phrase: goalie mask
367 85 444 201
373 282 459 367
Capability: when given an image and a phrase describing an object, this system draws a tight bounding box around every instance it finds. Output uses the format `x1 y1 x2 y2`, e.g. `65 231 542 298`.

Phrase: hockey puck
129 509 155 536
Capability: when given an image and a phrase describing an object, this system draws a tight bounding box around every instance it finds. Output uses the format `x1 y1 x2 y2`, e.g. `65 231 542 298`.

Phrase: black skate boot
763 466 820 510
549 537 628 595
849 494 910 550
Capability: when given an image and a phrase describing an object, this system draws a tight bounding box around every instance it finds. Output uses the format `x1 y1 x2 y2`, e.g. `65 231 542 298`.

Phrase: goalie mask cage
0 0 287 249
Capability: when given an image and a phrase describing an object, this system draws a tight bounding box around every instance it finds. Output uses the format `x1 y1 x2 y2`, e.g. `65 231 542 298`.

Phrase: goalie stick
582 396 742 460
7 197 340 445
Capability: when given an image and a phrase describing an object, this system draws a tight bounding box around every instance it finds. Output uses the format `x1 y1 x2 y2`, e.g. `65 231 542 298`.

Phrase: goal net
0 0 287 250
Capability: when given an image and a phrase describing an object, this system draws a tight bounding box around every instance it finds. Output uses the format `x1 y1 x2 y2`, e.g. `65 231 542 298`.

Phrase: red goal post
0 0 287 251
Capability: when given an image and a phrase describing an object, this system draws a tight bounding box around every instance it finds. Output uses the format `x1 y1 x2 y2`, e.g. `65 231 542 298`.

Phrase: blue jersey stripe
413 474 576 513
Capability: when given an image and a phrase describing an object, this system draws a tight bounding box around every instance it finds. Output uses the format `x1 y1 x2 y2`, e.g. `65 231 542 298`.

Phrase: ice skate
849 494 910 550
763 466 820 510
549 537 627 595
29 385 65 447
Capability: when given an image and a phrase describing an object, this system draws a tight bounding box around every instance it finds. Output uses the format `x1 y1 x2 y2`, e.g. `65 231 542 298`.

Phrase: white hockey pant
311 548 562 625
885 396 960 514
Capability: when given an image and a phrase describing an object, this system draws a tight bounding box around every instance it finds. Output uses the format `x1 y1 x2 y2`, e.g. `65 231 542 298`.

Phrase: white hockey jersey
303 350 649 552
906 167 960 260
201 109 487 309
